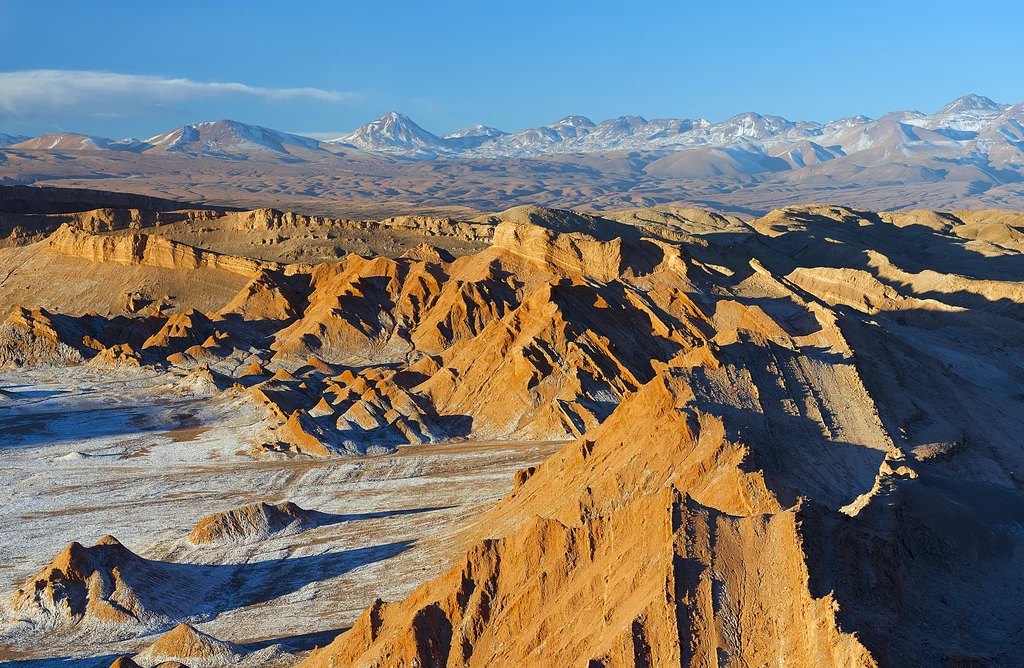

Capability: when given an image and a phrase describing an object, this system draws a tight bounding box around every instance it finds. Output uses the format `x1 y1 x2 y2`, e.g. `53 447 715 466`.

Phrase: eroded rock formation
5 201 1024 666
188 502 315 546
3 537 201 640
47 225 273 278
133 623 242 668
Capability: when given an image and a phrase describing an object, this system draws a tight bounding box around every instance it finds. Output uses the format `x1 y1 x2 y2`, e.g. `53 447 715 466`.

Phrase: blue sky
1 0 1021 139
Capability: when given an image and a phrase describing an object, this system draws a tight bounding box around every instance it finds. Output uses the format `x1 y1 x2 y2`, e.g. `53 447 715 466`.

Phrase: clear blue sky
1 0 1021 139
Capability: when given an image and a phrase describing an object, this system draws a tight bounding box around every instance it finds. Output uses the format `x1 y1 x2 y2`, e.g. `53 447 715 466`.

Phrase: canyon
1 184 1024 666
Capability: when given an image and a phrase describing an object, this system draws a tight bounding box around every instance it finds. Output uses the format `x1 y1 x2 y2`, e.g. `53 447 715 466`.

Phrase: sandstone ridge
5 202 1024 666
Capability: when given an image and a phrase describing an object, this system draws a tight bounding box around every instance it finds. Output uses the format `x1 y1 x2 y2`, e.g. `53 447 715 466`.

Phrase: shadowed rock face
291 204 1024 667
0 306 94 367
5 536 190 636
302 491 874 668
6 201 1024 665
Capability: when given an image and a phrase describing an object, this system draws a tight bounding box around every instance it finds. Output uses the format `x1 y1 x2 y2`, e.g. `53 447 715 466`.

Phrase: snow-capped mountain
5 121 326 160
455 112 808 156
0 133 30 148
144 120 322 158
908 94 1009 134
327 111 448 155
443 125 507 150
3 95 1022 175
320 94 1019 168
11 133 131 151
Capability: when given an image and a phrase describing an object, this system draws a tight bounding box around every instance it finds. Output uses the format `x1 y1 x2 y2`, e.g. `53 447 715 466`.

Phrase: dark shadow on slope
6 538 415 641
834 308 1024 467
751 212 1024 283
0 387 69 400
239 626 350 652
200 540 414 612
306 505 451 527
799 469 1024 667
0 184 220 216
0 655 120 668
677 335 890 510
0 400 207 450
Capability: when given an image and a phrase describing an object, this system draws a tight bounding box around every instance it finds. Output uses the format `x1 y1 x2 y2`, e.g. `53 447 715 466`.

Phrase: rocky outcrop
132 623 242 668
188 501 314 545
0 306 94 367
303 489 874 668
89 342 144 367
298 341 886 666
47 225 273 278
108 658 143 668
326 366 445 446
141 309 216 356
218 270 305 321
416 280 691 439
0 306 168 368
270 255 432 364
409 274 514 355
2 537 199 639
232 208 493 242
491 221 623 282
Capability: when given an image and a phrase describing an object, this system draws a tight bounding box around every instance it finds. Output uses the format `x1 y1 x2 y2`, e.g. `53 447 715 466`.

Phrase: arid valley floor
2 185 1024 667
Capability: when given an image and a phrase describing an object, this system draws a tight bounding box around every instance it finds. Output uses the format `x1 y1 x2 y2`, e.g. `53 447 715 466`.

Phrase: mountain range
9 120 326 160
6 94 1023 166
2 94 1023 215
330 96 1024 172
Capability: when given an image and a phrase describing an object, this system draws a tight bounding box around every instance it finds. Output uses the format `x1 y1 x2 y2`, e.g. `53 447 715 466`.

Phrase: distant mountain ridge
0 132 31 148
320 95 1023 164
7 120 325 160
3 96 1023 185
144 119 322 158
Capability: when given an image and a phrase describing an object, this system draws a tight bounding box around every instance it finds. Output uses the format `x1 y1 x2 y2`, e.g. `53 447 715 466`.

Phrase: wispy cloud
0 70 357 116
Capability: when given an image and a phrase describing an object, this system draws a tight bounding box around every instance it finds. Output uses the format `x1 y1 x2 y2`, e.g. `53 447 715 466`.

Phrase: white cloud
0 70 357 116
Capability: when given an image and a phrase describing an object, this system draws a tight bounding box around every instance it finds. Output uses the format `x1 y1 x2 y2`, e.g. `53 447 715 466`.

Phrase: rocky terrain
1 185 1024 666
2 95 1024 215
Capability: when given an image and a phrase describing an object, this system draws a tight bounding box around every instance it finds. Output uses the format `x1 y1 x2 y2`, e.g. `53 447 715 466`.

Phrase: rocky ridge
4 201 1024 665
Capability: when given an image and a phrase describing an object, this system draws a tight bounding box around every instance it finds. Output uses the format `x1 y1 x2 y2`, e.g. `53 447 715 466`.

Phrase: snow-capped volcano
144 120 321 158
443 125 508 150
703 112 798 144
327 112 447 155
906 94 1011 134
938 93 1008 114
4 94 1022 175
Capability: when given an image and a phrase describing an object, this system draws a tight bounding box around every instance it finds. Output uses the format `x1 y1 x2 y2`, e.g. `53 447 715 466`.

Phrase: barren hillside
1 189 1023 666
